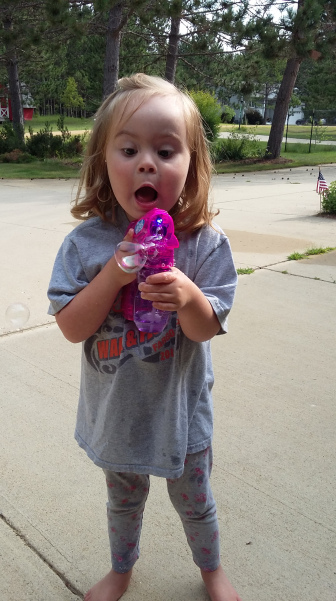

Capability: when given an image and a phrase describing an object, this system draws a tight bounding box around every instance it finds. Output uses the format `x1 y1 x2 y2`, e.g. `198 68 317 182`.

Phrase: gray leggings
103 446 220 573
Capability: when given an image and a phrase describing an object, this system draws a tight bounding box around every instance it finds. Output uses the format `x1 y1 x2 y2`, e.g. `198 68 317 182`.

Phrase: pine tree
0 0 48 141
266 0 336 159
0 0 85 139
61 76 84 115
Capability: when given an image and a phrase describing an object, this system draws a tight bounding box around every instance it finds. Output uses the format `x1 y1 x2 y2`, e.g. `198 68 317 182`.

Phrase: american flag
316 170 329 194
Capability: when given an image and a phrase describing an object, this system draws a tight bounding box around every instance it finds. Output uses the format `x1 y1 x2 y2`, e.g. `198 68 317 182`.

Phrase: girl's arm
55 232 136 343
138 268 221 342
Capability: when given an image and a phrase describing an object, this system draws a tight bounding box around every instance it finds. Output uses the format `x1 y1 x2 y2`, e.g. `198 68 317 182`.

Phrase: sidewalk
0 167 335 601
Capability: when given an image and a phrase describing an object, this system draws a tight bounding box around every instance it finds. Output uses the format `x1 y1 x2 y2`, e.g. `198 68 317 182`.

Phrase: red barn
0 84 34 122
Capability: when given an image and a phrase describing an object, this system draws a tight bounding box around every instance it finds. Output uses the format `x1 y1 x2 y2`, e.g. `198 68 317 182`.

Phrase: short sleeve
47 237 89 315
194 235 237 334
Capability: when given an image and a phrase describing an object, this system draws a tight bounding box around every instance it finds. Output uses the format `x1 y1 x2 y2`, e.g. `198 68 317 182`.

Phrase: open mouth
135 186 158 203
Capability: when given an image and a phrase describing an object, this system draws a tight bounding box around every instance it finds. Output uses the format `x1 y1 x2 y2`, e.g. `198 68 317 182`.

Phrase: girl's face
105 94 191 222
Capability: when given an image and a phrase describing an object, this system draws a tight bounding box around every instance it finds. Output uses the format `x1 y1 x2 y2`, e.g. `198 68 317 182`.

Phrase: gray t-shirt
47 209 237 478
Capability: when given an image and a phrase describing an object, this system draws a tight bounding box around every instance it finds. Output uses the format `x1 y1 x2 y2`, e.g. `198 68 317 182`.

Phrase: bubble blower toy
115 208 179 333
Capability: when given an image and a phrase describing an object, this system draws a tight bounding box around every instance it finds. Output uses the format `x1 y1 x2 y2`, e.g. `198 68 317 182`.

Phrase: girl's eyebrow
115 129 182 141
115 129 134 138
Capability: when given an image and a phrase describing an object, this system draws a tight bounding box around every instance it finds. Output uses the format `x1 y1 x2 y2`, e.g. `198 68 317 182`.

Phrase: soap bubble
5 303 30 329
115 241 147 273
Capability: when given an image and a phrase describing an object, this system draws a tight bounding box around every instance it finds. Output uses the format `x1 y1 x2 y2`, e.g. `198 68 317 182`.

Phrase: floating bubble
115 241 148 273
5 303 30 329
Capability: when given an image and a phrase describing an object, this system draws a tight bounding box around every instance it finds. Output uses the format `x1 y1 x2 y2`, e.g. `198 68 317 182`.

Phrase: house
0 84 34 123
229 94 305 125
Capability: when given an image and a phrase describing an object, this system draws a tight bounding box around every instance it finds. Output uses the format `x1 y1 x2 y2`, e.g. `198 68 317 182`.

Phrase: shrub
25 122 60 158
0 121 25 154
321 181 336 214
221 105 235 123
0 149 36 163
25 121 85 159
0 118 86 160
61 134 84 158
245 108 263 125
189 90 222 141
57 115 71 141
211 132 263 162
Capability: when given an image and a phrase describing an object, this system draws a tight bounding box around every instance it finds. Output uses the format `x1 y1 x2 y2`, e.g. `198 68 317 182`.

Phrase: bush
189 90 222 141
57 115 71 141
26 124 63 158
0 121 25 154
211 132 263 162
321 181 336 214
61 134 84 158
245 108 263 125
25 121 85 158
0 149 36 163
0 118 86 160
221 105 235 123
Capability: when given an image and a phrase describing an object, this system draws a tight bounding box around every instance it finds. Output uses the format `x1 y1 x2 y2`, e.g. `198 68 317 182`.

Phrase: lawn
1 142 335 179
23 117 336 143
220 123 336 142
0 159 81 179
215 141 336 173
1 119 335 179
25 114 94 133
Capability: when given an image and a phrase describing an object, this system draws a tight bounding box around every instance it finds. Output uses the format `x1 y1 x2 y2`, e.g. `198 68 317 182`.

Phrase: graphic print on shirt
84 313 180 375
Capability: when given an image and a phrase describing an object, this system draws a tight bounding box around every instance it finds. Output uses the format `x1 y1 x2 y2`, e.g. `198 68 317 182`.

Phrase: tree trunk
6 55 24 143
3 17 24 144
263 83 269 124
165 15 181 83
266 57 302 159
103 2 123 98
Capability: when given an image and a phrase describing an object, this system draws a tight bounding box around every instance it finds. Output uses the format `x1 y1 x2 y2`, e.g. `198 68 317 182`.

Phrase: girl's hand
138 267 193 312
138 268 221 342
56 229 136 343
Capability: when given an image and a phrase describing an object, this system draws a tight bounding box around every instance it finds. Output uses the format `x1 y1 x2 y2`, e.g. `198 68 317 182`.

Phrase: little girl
47 73 241 601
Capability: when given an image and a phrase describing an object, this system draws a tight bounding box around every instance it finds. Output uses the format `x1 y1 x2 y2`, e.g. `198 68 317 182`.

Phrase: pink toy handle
118 209 179 331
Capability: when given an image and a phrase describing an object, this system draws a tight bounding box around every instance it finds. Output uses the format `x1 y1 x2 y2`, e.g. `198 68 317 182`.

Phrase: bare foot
201 565 242 601
84 568 132 601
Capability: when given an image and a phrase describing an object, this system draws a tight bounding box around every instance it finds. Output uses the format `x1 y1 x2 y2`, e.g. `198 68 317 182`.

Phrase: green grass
1 132 335 178
287 247 336 261
26 118 336 140
0 159 81 179
25 115 94 133
237 267 255 275
220 123 336 142
215 141 336 173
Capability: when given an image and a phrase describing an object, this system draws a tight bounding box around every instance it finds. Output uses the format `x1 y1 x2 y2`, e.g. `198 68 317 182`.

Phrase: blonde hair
71 73 216 233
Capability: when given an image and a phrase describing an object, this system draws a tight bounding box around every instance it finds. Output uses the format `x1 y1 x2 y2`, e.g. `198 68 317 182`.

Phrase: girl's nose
138 154 157 173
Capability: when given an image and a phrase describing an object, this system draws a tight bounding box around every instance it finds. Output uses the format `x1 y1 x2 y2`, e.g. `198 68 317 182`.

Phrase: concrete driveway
0 165 335 601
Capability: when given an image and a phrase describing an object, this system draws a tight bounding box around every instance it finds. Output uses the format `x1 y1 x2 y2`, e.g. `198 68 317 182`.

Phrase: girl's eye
123 148 136 156
158 149 173 158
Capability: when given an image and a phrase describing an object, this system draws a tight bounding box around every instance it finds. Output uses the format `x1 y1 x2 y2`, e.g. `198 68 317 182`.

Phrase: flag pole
318 165 322 211
316 167 328 213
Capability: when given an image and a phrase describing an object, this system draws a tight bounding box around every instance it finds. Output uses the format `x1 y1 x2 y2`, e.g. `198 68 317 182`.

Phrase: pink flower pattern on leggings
105 446 219 573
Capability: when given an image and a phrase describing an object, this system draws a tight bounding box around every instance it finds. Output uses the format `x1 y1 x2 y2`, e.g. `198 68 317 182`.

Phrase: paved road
0 167 335 601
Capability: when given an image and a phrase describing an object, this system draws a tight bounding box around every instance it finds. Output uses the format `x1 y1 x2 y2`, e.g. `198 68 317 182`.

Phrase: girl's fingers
140 291 170 301
145 270 176 285
124 228 134 242
138 283 169 294
152 302 176 311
